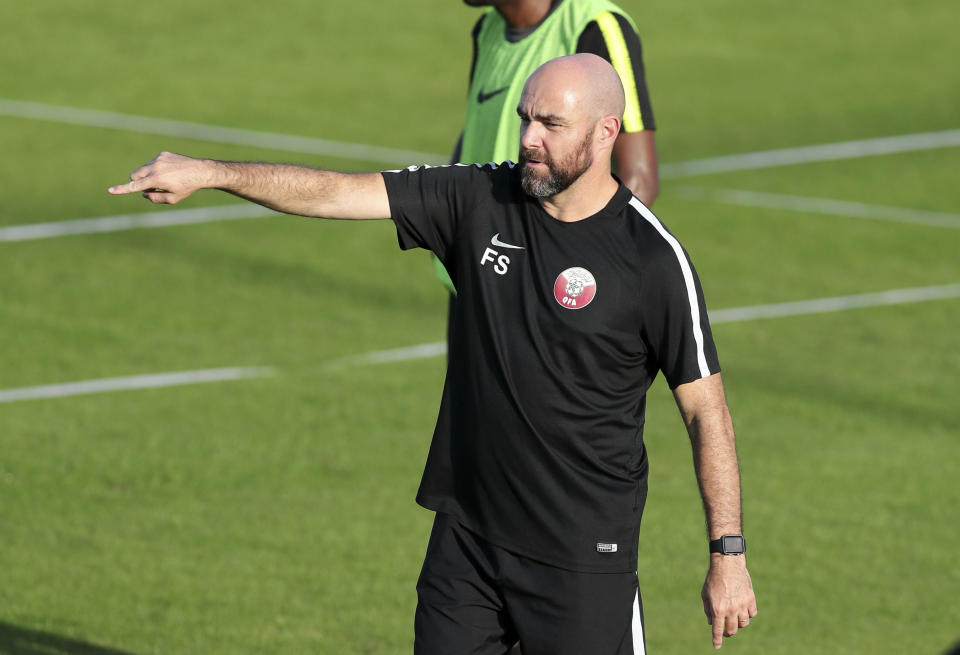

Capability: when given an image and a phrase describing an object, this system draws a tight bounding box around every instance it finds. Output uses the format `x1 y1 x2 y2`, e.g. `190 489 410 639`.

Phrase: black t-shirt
383 163 719 572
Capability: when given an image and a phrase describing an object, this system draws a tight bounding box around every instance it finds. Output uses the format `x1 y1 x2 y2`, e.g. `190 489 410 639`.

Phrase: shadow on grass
0 622 137 655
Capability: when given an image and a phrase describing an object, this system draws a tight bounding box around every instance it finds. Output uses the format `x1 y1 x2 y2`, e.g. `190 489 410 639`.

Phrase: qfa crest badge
553 267 597 309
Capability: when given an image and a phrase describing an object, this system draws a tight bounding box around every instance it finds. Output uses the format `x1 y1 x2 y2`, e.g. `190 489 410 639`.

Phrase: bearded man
109 54 757 654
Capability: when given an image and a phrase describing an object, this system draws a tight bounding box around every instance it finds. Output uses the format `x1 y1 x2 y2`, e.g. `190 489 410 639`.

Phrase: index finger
108 157 159 194
107 180 140 196
712 614 723 649
108 177 155 195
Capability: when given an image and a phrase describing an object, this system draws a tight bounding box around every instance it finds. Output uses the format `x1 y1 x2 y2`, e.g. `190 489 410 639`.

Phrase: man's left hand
701 555 757 649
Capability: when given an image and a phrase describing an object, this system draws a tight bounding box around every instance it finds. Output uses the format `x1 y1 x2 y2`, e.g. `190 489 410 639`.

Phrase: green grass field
2 1 958 653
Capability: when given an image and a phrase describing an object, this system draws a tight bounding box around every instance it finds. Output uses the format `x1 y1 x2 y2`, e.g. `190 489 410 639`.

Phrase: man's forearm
688 405 742 539
108 152 391 219
673 374 743 538
212 161 388 219
673 374 757 649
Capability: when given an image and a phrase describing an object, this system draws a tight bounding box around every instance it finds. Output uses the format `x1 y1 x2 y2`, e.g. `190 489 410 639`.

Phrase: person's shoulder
461 161 524 207
458 160 519 177
472 6 502 39
449 160 518 177
618 196 688 264
576 8 639 46
592 0 639 24
471 161 521 195
385 161 512 175
471 13 486 38
392 161 519 195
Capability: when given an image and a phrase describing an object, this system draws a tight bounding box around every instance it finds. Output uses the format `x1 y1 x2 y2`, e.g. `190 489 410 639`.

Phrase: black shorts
414 513 647 655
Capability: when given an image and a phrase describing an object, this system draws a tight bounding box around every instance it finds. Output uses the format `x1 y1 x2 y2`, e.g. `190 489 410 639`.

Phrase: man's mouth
520 149 547 167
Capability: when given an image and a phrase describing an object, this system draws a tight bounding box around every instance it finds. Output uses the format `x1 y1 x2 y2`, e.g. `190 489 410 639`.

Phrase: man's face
518 130 594 198
516 83 596 198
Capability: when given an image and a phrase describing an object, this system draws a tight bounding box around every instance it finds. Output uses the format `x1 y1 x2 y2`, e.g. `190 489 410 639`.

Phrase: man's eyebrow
516 106 569 124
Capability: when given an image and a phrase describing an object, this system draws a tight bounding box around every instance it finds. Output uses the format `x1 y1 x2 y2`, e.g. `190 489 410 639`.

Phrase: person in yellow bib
434 0 659 295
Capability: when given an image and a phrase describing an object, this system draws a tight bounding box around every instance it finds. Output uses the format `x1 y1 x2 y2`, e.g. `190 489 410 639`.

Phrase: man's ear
597 114 622 147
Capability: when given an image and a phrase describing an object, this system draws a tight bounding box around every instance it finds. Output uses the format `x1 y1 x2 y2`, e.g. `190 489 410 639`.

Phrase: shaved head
516 54 625 199
525 54 625 125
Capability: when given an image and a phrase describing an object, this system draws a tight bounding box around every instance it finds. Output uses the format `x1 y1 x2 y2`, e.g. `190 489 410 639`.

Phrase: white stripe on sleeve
629 197 711 378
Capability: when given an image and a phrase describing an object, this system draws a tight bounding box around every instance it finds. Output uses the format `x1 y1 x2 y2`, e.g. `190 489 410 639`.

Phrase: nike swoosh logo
491 233 524 250
477 86 509 104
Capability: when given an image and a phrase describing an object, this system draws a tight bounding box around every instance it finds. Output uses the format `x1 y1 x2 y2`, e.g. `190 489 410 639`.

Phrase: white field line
0 367 275 404
3 98 958 176
7 185 956 243
2 100 957 242
0 99 446 166
2 284 956 402
328 283 960 367
660 129 960 178
708 283 960 323
676 186 960 229
326 342 448 368
0 205 278 242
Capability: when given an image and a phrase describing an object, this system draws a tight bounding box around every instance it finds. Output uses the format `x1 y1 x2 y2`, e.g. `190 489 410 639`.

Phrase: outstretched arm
672 373 758 649
108 152 391 220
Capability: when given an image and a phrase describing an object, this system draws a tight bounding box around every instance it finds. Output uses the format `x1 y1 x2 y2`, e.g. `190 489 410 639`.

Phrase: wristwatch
709 535 746 555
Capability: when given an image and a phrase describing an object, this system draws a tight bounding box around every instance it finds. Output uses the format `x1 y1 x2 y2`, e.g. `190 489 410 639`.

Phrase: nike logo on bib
477 86 508 103
491 233 524 250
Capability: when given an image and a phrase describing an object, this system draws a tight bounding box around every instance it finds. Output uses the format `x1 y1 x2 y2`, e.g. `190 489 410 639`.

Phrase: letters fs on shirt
480 233 525 276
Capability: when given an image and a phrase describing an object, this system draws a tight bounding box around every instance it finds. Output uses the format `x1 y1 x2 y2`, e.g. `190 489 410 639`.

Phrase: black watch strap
710 535 746 555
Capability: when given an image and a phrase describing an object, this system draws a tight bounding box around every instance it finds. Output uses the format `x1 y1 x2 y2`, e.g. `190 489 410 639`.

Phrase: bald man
432 0 660 296
110 54 756 654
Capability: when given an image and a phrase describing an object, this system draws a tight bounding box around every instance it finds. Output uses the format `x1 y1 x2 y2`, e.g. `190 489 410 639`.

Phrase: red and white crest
554 267 597 309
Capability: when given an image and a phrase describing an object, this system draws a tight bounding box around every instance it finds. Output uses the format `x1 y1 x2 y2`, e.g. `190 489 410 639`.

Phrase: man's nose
520 122 542 150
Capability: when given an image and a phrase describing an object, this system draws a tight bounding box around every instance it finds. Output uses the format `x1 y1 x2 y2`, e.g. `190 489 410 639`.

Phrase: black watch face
722 535 745 553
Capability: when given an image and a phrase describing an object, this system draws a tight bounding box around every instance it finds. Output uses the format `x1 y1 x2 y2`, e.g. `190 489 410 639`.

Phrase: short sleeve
576 13 656 132
640 244 720 388
381 164 484 260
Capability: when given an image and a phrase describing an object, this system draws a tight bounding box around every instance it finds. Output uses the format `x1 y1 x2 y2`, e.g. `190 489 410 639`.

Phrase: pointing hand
108 151 214 204
702 556 758 649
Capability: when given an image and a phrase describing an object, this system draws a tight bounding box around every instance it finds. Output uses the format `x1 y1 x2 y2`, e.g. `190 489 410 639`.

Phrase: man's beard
519 132 594 198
